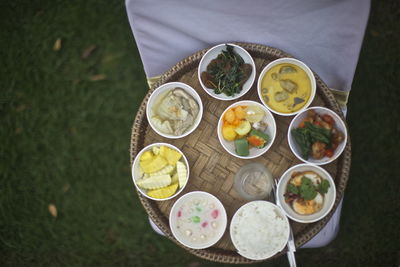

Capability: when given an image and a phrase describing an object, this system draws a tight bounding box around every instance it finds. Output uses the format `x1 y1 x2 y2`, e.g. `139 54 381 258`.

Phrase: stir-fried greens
201 45 252 97
292 122 331 158
291 110 345 160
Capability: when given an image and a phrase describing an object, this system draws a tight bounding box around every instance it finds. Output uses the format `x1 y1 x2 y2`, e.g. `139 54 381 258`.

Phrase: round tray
130 42 351 264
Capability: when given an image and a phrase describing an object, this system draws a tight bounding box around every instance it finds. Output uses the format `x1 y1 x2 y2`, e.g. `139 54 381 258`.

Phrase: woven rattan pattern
130 43 351 264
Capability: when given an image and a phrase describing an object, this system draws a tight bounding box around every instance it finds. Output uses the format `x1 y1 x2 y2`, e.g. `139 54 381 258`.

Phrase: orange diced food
232 118 242 126
247 135 265 148
222 124 237 141
234 106 246 120
224 109 235 123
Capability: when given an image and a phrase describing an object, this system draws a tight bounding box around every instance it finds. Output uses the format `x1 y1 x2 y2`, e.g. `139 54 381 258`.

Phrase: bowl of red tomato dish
288 106 348 165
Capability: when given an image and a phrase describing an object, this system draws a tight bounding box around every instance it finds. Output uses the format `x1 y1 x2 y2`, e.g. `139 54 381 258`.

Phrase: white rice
230 201 289 260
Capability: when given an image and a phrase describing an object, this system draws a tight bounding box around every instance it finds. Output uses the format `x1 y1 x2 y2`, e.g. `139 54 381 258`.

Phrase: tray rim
130 42 352 264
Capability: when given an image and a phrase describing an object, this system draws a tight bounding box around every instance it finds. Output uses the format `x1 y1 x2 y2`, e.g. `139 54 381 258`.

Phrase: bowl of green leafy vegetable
288 106 348 165
276 163 336 223
198 43 256 101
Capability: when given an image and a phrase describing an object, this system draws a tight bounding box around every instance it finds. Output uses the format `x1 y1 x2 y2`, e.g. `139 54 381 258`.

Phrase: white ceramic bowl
146 82 203 139
230 201 290 260
288 106 348 165
198 43 256 101
276 164 336 223
217 100 276 159
169 191 227 249
257 57 316 116
131 143 189 201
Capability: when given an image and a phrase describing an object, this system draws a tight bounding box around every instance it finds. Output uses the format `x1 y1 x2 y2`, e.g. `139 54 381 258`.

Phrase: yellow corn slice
176 161 187 188
136 174 171 190
151 165 174 176
140 155 167 173
147 183 178 199
152 146 160 155
160 146 182 166
140 151 154 162
171 172 179 184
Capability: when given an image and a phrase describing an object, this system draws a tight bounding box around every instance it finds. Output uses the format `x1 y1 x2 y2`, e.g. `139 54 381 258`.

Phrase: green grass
1 0 399 266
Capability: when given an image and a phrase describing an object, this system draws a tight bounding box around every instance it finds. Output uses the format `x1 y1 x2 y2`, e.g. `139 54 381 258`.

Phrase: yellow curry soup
260 63 311 114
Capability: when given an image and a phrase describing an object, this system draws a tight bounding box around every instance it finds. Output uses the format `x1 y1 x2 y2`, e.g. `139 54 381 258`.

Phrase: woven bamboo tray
130 43 351 264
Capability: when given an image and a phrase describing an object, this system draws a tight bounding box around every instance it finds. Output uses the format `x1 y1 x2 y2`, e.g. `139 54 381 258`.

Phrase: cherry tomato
314 121 321 126
322 114 334 125
325 149 334 158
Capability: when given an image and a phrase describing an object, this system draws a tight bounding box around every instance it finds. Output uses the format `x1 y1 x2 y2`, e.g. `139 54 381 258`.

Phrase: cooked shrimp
311 141 326 159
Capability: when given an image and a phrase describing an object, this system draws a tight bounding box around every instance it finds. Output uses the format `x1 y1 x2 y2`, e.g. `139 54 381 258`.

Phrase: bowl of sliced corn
132 143 190 201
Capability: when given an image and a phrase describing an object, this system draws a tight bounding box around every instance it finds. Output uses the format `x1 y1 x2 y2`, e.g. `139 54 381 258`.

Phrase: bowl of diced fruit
217 100 276 159
132 143 189 201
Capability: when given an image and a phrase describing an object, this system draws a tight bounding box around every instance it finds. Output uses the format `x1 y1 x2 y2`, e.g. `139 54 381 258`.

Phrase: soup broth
175 196 224 246
260 63 311 113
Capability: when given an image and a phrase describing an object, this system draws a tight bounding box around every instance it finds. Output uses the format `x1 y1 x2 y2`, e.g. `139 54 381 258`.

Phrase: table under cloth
125 0 370 249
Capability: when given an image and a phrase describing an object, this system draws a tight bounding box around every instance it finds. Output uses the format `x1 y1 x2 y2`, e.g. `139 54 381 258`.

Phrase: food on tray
172 193 226 248
234 138 249 156
230 201 289 260
243 106 264 123
176 161 187 188
140 155 167 173
247 129 269 148
221 124 237 141
201 44 252 97
221 105 270 157
136 174 171 189
151 88 199 136
160 145 182 165
136 145 187 199
234 120 251 135
148 183 179 199
284 170 330 215
260 63 311 113
291 110 345 160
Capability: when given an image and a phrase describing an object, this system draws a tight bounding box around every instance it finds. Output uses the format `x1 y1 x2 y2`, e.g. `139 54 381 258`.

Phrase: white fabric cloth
126 0 369 92
126 0 369 248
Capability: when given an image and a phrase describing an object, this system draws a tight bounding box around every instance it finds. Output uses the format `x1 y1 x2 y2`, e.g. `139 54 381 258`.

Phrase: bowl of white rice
230 201 290 260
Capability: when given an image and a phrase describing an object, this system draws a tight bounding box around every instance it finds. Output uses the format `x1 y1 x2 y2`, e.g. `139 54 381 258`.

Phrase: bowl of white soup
147 82 203 139
169 191 227 249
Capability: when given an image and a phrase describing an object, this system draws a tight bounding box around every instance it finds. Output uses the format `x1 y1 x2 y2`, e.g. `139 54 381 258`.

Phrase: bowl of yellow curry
257 58 316 116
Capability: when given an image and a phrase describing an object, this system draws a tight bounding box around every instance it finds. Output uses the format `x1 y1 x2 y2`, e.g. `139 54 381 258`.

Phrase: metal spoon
271 179 297 267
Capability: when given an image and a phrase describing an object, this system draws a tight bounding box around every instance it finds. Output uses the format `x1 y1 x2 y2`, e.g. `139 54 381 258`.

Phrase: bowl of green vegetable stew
198 43 256 101
288 106 348 165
